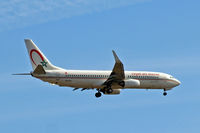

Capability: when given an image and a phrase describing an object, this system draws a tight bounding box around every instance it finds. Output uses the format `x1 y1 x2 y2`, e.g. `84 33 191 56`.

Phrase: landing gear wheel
95 92 102 98
106 89 113 94
163 92 167 96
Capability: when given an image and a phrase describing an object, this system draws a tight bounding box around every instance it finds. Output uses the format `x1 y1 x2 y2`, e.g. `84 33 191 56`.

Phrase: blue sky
0 0 200 133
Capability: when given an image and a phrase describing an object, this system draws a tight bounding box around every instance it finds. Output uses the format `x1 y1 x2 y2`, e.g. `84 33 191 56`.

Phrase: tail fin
25 39 60 70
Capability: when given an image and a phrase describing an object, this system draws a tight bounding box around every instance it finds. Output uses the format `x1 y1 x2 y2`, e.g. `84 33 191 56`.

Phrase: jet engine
104 89 120 95
124 79 140 88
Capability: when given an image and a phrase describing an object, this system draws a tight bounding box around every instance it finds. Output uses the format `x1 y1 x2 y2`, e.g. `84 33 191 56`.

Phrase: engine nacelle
104 89 120 95
124 79 140 88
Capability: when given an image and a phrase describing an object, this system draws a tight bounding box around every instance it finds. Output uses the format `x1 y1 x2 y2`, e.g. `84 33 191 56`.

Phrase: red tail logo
30 49 48 67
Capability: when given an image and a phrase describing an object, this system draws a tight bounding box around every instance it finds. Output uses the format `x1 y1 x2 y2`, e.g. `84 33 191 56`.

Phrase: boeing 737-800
14 39 181 98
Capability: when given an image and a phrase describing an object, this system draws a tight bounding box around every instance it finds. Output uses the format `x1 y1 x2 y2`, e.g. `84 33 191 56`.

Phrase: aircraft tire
95 92 102 98
163 92 167 96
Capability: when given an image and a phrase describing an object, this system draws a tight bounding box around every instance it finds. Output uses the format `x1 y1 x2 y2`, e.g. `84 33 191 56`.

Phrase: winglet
112 50 121 63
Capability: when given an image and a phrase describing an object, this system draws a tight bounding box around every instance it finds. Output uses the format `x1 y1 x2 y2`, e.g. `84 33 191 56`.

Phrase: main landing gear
95 89 102 98
95 88 114 98
95 92 102 98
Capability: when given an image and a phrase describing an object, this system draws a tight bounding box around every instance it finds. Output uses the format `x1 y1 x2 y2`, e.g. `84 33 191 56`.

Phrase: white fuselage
33 69 181 90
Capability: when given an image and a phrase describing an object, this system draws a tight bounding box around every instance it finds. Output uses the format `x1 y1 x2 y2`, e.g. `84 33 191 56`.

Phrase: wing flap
12 73 31 75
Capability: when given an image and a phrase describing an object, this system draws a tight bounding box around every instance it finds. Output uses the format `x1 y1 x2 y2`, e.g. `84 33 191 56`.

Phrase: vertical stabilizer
25 39 60 70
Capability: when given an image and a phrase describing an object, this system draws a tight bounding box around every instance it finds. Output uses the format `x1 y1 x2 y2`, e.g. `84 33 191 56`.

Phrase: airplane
14 39 181 98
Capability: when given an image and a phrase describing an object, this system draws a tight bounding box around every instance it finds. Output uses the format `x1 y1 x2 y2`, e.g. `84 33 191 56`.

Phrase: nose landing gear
163 91 167 96
163 89 167 96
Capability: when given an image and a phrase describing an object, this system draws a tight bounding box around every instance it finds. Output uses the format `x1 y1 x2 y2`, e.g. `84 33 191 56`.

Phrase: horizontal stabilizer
33 65 46 74
12 73 31 75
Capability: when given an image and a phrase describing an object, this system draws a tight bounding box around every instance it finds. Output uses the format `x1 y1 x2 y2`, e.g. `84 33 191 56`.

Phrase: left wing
102 50 125 88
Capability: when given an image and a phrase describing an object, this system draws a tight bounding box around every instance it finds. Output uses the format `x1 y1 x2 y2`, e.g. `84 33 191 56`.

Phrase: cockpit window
170 76 174 79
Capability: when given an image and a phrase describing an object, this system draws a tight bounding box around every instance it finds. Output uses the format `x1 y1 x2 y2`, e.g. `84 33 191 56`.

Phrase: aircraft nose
174 79 181 86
